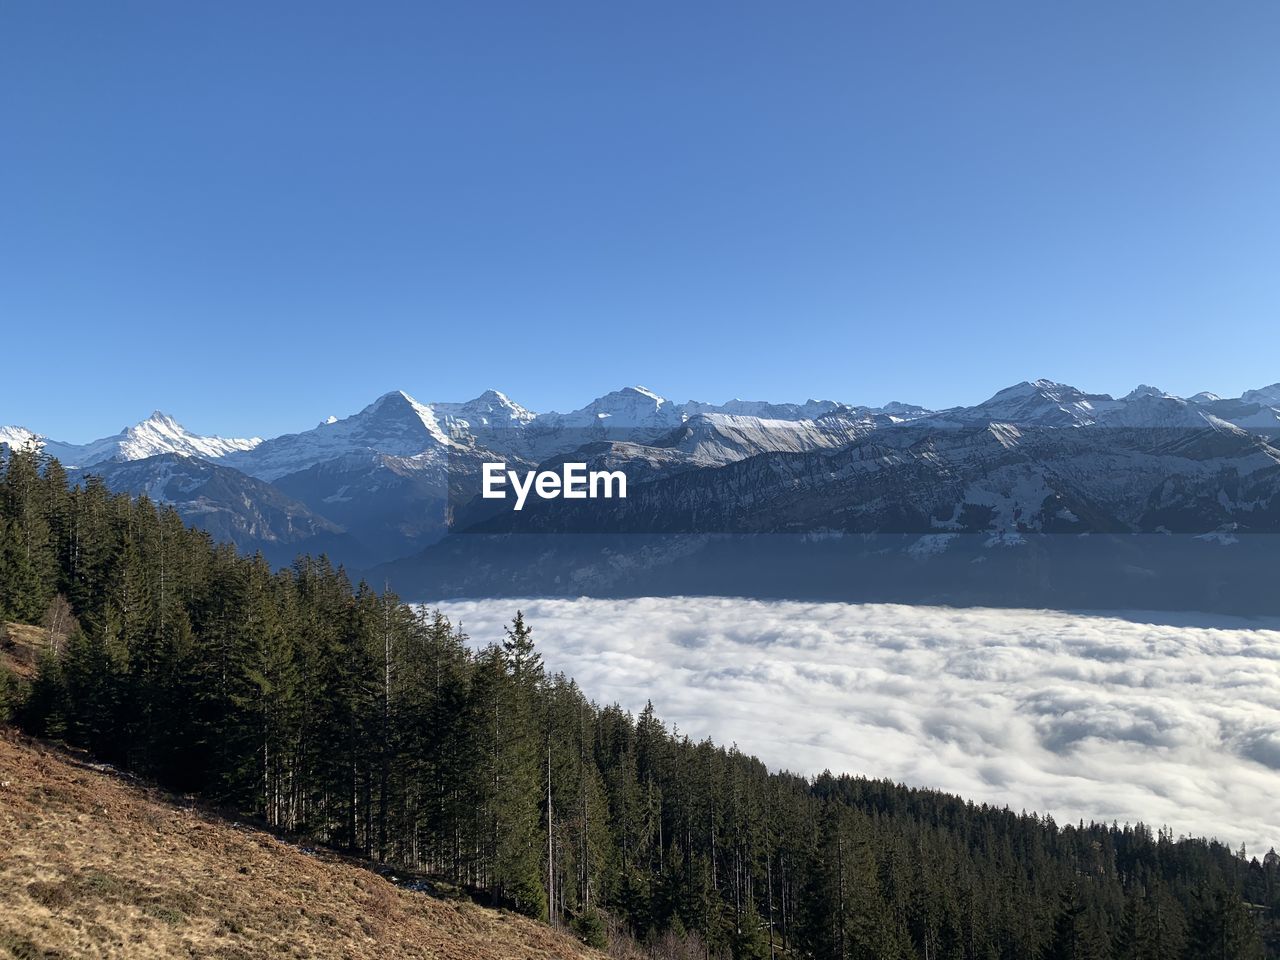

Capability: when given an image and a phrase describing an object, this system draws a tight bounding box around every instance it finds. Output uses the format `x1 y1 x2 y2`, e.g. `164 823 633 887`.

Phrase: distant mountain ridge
4 378 1280 605
0 411 262 467
8 378 1279 471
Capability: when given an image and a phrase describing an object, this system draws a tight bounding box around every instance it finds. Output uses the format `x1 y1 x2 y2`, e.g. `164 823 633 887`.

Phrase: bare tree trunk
547 737 554 924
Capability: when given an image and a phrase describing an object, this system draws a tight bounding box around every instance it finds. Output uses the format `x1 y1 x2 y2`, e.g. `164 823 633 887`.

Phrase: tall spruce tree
2 446 1274 960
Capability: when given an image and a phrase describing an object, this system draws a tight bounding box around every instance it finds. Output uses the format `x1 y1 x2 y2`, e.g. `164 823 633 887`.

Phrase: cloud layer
432 598 1280 854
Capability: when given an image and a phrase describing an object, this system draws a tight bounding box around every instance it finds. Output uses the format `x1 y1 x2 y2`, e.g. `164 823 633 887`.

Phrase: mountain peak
127 411 192 444
371 389 419 409
27 410 266 468
959 379 1117 428
118 412 261 462
877 401 932 419
986 379 1078 401
463 389 531 415
0 425 39 450
1123 385 1166 401
1241 382 1280 406
591 385 675 413
359 390 448 436
435 389 536 434
991 379 1074 400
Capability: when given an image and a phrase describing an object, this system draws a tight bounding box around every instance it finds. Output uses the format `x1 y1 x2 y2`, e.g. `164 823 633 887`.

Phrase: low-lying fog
430 597 1280 855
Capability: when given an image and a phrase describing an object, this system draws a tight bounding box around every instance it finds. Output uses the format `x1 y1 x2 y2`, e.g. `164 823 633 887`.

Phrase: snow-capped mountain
877 401 934 419
1122 384 1169 400
903 379 1279 435
393 408 1280 611
681 398 852 421
1 412 261 467
224 390 456 482
7 377 1280 604
658 411 878 466
446 386 690 462
1241 382 1280 406
464 414 1280 537
924 379 1122 428
0 426 39 451
553 385 683 429
434 389 537 443
1092 392 1245 432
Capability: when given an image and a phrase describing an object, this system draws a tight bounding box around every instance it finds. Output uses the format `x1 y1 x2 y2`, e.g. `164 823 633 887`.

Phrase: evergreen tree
1187 887 1265 960
3 446 1276 960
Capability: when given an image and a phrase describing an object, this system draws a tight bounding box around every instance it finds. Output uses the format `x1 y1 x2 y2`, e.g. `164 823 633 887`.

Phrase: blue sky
2 1 1278 441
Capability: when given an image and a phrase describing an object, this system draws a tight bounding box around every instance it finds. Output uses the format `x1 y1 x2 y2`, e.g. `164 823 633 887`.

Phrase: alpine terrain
5 379 1280 611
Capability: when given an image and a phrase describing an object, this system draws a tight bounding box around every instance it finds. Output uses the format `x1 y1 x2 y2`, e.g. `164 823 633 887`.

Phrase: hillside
2 444 1273 959
1 622 44 681
0 730 607 960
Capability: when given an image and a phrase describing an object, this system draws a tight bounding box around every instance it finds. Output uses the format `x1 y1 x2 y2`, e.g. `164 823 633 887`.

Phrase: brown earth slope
1 623 48 681
0 729 605 959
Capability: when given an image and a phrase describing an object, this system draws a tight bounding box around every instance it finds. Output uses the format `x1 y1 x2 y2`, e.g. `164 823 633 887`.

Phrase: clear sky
2 1 1278 442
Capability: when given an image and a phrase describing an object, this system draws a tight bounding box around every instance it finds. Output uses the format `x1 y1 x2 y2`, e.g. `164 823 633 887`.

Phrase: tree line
1 444 1275 959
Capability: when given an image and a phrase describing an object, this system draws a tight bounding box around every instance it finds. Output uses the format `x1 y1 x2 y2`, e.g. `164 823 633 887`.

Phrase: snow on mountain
1221 404 1280 431
493 386 687 461
659 411 877 466
486 410 1280 541
507 387 893 463
680 397 935 422
1122 384 1169 400
680 398 851 421
11 381 1277 483
545 386 684 430
925 379 1122 429
1094 393 1246 432
226 390 456 482
271 385 934 466
0 426 40 451
1241 382 1280 406
433 389 537 445
12 379 1280 590
875 401 933 420
1177 391 1280 434
2 413 261 467
894 379 1280 440
90 412 261 463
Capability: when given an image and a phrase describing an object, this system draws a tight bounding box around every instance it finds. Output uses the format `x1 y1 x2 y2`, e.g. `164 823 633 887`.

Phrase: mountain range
4 379 1280 610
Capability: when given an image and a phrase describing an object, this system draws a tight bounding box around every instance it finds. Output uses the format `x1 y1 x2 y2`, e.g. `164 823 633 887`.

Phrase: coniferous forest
1 443 1275 960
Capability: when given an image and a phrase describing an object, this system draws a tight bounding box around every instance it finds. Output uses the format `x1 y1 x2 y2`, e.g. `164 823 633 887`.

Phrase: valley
3 379 1280 610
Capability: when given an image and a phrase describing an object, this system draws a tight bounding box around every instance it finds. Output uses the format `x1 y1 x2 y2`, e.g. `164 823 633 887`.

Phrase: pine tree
7 449 1279 960
1186 887 1264 960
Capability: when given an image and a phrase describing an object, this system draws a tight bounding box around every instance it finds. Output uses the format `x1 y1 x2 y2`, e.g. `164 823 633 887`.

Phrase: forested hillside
1 444 1275 960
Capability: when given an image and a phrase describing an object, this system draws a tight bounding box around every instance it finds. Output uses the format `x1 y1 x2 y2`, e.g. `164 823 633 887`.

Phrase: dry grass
1 623 48 681
0 729 607 959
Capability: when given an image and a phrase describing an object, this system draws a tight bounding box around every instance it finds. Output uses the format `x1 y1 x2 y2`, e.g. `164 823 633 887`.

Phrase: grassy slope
1 622 46 681
0 729 607 960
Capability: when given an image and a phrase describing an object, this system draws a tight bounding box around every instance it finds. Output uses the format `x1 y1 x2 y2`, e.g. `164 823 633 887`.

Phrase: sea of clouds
431 597 1280 855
